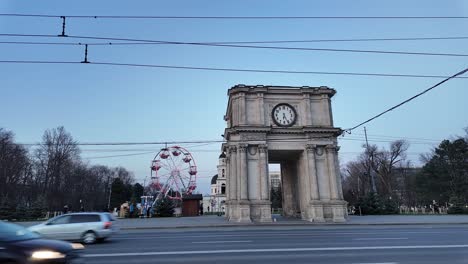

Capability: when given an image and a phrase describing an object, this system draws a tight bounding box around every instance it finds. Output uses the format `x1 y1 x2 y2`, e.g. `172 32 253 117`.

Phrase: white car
28 212 118 244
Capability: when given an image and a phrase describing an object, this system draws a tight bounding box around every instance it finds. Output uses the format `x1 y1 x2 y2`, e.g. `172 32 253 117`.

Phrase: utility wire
83 151 155 159
1 60 467 79
1 13 468 19
17 136 438 147
2 36 468 46
345 67 468 132
1 33 467 57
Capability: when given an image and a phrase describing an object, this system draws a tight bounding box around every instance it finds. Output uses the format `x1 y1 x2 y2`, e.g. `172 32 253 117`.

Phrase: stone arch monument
222 85 347 223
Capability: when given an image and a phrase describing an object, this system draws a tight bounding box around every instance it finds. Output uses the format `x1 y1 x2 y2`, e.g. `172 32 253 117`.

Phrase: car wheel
82 231 97 244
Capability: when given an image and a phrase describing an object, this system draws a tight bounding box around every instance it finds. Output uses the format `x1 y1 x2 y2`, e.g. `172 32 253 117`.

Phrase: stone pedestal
330 200 348 222
229 201 252 223
250 200 272 222
307 200 325 222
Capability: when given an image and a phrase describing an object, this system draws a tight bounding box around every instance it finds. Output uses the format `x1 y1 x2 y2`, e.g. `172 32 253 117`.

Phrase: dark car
0 221 83 264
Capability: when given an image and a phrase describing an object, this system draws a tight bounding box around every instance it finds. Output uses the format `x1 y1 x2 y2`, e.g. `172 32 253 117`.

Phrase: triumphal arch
222 85 347 223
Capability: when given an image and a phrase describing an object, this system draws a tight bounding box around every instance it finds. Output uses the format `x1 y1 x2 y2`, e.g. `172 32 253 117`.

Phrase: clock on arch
272 103 297 127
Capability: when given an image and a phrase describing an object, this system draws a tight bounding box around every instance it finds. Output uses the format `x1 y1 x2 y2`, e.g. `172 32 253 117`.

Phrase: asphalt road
81 225 468 264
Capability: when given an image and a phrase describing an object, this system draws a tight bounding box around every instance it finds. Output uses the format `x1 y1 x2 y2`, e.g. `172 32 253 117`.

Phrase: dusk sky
1 0 467 194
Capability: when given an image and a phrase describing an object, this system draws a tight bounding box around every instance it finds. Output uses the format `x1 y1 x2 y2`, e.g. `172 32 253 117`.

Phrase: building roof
182 194 203 200
211 174 218 185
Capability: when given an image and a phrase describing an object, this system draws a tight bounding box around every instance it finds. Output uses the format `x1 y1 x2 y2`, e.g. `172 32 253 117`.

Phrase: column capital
325 144 339 153
229 145 237 153
306 144 317 153
238 144 248 152
258 144 268 153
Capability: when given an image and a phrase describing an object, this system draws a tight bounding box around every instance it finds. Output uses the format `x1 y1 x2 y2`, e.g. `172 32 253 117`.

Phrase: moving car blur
0 220 82 264
28 212 118 244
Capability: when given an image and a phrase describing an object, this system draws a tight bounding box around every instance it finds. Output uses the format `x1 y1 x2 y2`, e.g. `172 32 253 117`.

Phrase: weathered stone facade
222 85 347 223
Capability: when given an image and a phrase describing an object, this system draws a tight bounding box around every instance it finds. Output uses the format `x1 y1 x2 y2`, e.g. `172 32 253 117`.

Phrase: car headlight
71 243 85 250
31 250 66 260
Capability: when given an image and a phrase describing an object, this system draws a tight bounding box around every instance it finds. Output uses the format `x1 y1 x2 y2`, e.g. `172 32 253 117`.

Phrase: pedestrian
63 205 69 214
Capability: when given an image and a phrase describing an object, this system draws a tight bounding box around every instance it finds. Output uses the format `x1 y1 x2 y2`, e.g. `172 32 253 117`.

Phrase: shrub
355 193 399 215
153 197 175 217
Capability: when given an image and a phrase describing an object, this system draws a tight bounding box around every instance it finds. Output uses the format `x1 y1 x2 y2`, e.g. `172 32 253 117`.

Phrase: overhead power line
2 36 468 46
345 67 468 132
18 135 439 148
1 60 468 79
83 151 155 159
1 13 468 20
1 33 467 57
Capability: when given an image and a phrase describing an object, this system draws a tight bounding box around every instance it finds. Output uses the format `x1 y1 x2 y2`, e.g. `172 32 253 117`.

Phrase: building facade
222 85 347 223
204 153 227 213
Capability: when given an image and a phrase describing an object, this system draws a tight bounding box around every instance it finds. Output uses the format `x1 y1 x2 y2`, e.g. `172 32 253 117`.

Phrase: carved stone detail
316 146 324 156
325 144 338 153
238 144 248 153
306 144 316 153
229 145 237 153
240 133 266 141
258 144 268 153
248 146 257 156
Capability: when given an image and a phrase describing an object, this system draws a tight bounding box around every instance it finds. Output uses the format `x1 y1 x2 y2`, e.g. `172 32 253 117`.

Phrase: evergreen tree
154 196 175 217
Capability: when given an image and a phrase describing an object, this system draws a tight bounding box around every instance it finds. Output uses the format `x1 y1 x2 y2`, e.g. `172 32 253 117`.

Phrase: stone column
229 146 238 201
259 145 268 201
334 146 344 200
225 156 230 201
248 146 259 201
298 152 310 220
239 144 248 200
225 155 230 219
326 145 339 200
306 144 324 222
306 144 320 200
326 144 346 222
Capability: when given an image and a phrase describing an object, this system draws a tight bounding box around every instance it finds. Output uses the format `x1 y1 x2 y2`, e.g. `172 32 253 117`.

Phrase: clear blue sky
1 0 467 194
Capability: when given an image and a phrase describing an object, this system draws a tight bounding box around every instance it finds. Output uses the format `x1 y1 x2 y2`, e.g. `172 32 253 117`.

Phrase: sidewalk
113 214 468 230
15 214 468 229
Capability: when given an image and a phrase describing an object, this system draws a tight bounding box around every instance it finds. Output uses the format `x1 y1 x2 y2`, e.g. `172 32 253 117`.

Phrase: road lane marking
115 231 456 240
353 238 408 241
192 240 252 244
83 244 468 258
352 263 398 264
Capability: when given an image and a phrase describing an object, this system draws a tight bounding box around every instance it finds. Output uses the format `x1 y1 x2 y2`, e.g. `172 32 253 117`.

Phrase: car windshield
0 221 40 242
103 213 116 221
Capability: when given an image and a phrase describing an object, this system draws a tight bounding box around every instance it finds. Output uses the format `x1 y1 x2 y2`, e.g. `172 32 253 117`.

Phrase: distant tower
209 153 227 212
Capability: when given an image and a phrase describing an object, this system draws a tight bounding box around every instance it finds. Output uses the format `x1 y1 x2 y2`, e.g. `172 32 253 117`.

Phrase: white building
270 171 281 190
203 153 227 213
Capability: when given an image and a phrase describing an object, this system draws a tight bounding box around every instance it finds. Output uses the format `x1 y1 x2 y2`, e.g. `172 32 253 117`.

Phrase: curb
119 222 468 230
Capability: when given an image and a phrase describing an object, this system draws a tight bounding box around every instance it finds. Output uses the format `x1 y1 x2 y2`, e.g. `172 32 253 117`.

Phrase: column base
250 200 272 222
228 200 251 223
306 200 325 222
329 200 348 223
324 200 348 223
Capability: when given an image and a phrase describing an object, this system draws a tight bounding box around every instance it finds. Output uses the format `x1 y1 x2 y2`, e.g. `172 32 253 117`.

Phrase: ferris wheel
150 146 197 205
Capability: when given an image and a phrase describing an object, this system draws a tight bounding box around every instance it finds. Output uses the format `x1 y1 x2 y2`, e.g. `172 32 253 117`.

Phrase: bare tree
34 126 80 210
0 128 31 205
342 140 410 204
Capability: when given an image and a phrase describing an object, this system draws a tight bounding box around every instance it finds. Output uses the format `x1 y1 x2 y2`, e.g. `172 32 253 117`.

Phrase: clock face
272 103 297 127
